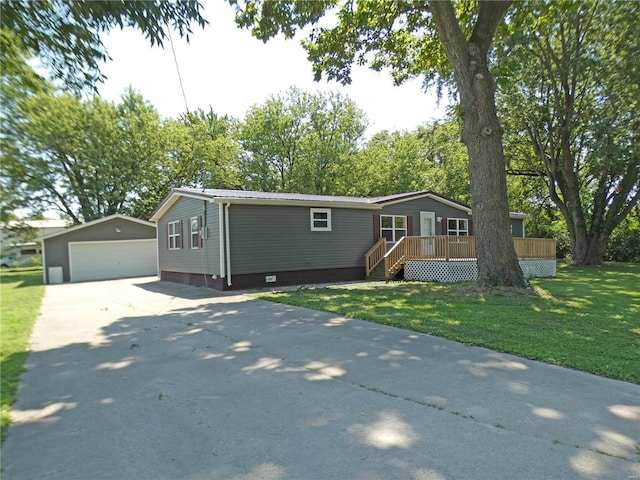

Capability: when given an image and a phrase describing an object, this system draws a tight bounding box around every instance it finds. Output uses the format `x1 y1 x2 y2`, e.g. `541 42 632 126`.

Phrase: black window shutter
406 216 413 236
373 215 381 241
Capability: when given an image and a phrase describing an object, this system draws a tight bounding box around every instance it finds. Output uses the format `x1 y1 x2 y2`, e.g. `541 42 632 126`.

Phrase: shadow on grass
256 263 640 383
1 351 29 441
0 268 45 443
0 268 43 288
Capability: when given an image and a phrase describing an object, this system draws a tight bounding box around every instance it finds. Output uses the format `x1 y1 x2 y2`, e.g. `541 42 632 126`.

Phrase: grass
254 263 640 384
0 268 45 443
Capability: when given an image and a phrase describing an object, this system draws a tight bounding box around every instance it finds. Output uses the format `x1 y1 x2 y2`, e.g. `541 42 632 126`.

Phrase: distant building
1 219 70 267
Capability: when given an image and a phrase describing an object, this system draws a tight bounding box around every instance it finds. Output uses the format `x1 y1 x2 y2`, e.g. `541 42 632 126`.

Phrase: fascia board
379 192 473 213
211 197 381 210
150 191 220 221
39 214 155 241
379 192 528 219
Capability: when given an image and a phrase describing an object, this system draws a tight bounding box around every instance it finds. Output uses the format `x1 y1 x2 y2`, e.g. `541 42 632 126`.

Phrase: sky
98 1 449 137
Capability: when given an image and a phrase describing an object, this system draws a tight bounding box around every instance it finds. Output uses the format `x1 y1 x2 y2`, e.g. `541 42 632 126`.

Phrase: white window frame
380 215 407 243
310 208 332 231
447 218 469 236
190 216 200 249
168 220 181 250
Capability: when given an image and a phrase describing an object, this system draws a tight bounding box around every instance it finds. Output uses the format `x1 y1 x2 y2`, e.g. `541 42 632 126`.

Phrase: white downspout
218 203 225 279
225 202 232 286
154 222 160 279
41 241 47 284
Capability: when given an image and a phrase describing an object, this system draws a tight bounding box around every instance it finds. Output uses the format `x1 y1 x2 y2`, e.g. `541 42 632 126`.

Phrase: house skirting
160 267 365 291
160 271 226 290
404 259 556 283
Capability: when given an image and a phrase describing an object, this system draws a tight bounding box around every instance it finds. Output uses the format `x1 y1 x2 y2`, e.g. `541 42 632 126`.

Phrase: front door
420 211 436 255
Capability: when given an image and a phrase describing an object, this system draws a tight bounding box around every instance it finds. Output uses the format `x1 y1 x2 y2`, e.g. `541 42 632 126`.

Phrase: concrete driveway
2 278 639 480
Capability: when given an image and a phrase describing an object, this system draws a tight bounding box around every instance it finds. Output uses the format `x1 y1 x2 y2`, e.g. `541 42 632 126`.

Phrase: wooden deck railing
365 236 556 278
513 237 556 259
365 238 387 276
385 240 407 276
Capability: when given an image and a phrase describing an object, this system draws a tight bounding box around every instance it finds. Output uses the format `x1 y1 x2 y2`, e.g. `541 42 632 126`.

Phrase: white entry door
420 211 436 256
420 211 436 236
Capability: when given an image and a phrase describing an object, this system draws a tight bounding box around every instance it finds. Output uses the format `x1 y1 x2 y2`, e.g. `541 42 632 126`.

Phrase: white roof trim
150 189 530 221
149 191 214 221
379 192 473 213
38 214 155 241
210 197 380 210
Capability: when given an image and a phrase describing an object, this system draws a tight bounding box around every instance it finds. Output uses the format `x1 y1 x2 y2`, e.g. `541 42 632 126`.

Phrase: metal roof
150 188 528 221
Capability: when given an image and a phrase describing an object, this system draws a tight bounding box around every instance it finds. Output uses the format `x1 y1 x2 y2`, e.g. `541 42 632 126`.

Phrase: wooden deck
365 236 556 279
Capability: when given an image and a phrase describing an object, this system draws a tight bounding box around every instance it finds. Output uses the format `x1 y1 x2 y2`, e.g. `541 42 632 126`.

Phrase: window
190 216 200 249
310 208 332 231
447 218 469 236
381 215 407 242
168 220 181 250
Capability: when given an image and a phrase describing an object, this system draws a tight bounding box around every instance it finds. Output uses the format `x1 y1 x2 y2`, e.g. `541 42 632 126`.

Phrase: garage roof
38 214 155 241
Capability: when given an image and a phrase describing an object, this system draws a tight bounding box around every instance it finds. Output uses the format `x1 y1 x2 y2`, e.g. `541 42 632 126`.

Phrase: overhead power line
167 27 189 114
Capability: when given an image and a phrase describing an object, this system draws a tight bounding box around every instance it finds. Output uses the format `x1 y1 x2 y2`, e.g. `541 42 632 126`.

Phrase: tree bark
430 0 525 287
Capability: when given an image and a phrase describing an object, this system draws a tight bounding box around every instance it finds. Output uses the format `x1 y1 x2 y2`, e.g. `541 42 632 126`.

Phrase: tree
342 119 470 200
1 0 206 90
230 0 524 287
498 0 639 265
1 80 243 222
237 87 367 194
131 109 242 219
606 210 640 263
1 87 164 223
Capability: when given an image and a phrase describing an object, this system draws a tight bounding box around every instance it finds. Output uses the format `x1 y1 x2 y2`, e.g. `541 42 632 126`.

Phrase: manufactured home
150 188 554 291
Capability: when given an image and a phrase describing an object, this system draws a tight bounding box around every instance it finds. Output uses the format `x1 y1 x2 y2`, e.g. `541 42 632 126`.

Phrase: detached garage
40 214 157 284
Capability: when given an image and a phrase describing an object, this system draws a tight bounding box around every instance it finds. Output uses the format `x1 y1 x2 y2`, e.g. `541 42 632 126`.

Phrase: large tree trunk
431 0 525 287
585 231 607 265
464 85 525 286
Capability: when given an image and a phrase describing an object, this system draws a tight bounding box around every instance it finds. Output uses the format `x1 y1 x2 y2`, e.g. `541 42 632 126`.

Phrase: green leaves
1 0 207 91
344 118 469 199
231 0 449 87
497 0 639 264
237 86 367 194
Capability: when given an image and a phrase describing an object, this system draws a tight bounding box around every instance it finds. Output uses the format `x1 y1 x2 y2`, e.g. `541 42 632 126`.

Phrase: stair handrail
384 237 407 276
365 238 387 276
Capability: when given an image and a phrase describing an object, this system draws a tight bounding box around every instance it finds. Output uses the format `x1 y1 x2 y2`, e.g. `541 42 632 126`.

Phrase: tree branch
469 0 513 55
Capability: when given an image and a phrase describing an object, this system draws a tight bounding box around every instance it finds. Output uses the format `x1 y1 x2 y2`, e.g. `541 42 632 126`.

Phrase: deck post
384 252 389 278
445 236 450 261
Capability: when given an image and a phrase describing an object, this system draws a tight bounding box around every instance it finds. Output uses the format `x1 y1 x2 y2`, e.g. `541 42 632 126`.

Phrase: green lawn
0 268 45 443
254 263 640 384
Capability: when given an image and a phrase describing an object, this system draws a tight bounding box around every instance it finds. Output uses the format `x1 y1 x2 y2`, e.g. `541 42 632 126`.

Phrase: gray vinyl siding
43 218 155 283
228 204 373 275
379 197 472 235
157 197 220 275
379 197 525 237
510 218 525 238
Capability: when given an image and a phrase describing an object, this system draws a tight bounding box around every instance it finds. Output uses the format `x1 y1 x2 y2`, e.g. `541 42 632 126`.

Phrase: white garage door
69 240 157 282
